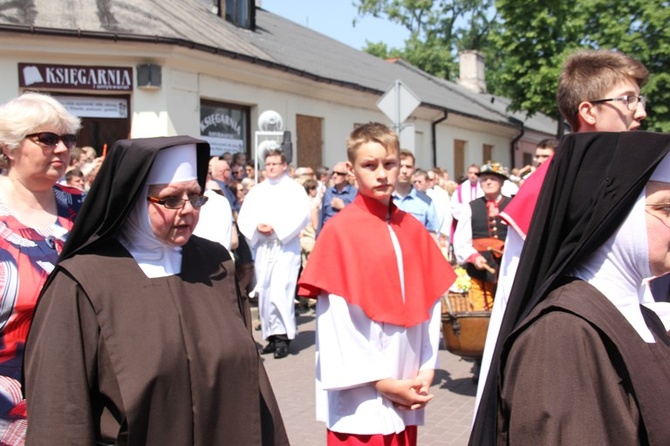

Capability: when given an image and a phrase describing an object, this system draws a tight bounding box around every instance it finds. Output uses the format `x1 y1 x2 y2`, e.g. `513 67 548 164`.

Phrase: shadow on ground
289 329 315 355
433 364 477 397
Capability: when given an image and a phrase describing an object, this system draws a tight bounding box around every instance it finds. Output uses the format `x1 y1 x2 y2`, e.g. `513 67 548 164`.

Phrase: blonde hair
346 122 399 163
0 92 80 168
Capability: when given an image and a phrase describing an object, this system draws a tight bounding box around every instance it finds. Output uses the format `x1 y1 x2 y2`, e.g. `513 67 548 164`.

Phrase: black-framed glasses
147 194 208 209
25 132 77 150
590 95 647 111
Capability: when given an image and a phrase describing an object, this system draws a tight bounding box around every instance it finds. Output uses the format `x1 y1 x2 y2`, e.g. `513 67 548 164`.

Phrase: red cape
298 194 456 327
499 156 552 239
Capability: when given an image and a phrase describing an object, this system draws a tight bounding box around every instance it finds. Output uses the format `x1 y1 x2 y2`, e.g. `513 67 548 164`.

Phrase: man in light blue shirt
317 161 358 236
392 150 439 241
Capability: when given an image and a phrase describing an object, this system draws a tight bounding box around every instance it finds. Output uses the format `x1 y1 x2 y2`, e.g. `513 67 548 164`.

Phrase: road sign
376 80 421 129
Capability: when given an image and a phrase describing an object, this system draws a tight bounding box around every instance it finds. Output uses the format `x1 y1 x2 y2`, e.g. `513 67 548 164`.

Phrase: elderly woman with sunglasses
24 136 288 445
0 92 83 445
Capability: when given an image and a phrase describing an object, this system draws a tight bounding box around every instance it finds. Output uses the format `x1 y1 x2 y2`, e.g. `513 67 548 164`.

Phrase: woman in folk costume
470 131 670 445
298 122 456 445
24 136 288 445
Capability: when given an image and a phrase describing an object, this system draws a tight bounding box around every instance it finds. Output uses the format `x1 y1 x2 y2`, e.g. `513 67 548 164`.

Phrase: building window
483 144 493 163
454 139 467 178
200 100 250 157
522 152 533 167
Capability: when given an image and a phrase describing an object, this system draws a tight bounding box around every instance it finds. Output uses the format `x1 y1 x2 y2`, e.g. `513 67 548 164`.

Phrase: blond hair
346 122 399 163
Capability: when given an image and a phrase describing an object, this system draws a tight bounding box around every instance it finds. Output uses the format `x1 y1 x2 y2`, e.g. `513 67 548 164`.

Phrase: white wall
1 41 527 173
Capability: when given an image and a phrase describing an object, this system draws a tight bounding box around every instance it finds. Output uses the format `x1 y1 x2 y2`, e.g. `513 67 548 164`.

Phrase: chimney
218 0 256 30
458 50 486 94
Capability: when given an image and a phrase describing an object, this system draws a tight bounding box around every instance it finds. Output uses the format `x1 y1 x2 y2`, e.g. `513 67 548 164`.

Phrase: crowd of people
0 46 667 446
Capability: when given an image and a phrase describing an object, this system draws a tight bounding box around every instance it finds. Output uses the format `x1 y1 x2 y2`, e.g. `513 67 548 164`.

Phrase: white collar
570 189 655 342
117 184 182 278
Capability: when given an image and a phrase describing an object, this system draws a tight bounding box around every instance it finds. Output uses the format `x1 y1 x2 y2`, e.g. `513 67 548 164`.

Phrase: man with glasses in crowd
232 151 248 178
210 157 240 215
317 161 357 237
231 164 244 180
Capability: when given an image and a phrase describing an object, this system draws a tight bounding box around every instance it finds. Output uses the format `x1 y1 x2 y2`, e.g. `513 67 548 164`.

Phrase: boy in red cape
298 123 456 446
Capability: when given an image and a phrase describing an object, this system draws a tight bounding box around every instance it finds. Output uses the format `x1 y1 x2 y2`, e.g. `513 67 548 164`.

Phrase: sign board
19 63 133 91
201 136 244 156
54 95 128 119
200 102 248 156
377 80 421 129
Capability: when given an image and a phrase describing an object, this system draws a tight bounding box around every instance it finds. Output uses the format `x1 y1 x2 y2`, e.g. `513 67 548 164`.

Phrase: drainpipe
508 117 524 169
431 110 448 167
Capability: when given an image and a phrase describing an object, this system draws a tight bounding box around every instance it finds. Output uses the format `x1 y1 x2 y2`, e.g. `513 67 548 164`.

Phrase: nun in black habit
24 136 289 445
470 131 670 445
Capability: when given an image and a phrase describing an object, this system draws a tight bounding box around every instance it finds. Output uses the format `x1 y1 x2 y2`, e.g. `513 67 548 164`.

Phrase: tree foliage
488 0 583 123
579 0 670 131
354 0 497 80
492 0 670 131
356 0 670 131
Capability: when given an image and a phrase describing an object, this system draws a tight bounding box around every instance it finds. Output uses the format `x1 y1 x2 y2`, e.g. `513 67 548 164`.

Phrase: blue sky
259 0 409 50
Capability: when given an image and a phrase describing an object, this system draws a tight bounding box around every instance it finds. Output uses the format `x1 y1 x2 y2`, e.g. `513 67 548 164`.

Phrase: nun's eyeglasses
147 194 208 209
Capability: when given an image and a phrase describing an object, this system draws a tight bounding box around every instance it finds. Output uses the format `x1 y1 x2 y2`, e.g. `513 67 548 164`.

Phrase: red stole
297 194 456 327
500 156 552 239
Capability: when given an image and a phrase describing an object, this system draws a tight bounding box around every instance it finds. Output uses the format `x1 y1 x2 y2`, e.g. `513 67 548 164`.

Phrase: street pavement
253 309 478 445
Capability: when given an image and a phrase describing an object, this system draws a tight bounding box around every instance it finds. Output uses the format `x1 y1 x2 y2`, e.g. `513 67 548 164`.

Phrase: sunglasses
25 132 77 150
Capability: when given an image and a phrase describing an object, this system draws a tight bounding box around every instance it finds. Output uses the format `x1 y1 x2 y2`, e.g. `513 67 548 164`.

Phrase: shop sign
201 136 244 156
200 105 247 156
19 63 133 91
54 96 128 119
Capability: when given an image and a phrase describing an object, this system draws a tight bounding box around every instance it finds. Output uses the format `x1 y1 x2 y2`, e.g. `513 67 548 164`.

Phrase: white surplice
237 174 310 340
193 188 234 252
314 224 442 435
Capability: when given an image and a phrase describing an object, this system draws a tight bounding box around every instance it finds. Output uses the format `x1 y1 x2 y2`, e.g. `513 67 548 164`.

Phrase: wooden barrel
441 292 491 359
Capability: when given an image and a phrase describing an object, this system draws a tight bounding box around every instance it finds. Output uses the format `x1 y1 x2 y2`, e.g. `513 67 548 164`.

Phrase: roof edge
0 24 517 128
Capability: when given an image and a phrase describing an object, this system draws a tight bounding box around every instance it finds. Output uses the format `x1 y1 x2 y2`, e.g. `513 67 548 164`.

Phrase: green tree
357 0 670 131
491 0 670 131
487 0 582 127
354 0 497 80
580 0 670 131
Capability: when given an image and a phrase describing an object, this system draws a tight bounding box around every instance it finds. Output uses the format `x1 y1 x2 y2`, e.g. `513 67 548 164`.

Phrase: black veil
470 131 670 444
58 135 210 261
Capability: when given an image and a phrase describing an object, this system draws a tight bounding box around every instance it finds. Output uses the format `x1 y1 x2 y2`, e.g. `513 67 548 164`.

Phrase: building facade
0 1 556 175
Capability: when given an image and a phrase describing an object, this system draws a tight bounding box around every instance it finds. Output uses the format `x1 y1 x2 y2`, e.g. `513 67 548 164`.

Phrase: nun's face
646 181 670 276
147 180 201 247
